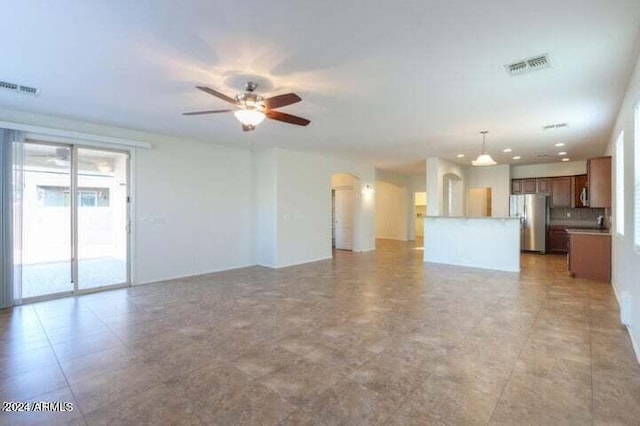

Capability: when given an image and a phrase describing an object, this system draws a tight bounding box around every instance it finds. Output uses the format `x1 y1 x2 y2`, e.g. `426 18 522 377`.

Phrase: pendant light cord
480 131 488 154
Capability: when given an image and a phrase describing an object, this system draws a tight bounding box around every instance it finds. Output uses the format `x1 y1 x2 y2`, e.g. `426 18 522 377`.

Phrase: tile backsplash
550 207 605 222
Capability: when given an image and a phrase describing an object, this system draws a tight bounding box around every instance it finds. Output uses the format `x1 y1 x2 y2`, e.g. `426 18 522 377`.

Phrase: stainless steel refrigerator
509 194 548 253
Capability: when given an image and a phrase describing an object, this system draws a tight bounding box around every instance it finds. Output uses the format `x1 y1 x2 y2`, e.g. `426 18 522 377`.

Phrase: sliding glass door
16 141 129 300
76 148 129 291
20 143 74 298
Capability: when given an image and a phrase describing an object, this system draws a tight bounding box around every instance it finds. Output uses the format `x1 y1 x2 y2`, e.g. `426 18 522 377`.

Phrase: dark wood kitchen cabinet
548 226 569 253
519 179 536 193
550 177 572 207
588 157 611 208
574 174 588 208
512 179 523 194
536 178 551 194
568 231 611 282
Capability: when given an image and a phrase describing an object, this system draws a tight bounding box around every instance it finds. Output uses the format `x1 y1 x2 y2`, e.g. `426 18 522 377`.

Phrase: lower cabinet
568 232 611 282
548 227 569 253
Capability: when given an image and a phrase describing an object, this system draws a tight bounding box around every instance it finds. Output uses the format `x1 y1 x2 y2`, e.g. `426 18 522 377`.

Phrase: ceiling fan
182 81 310 131
27 147 72 166
28 148 111 171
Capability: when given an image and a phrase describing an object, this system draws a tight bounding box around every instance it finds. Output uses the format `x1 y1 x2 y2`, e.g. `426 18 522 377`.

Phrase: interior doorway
468 187 492 217
15 141 130 301
414 192 426 238
331 173 358 251
333 187 354 250
442 173 463 216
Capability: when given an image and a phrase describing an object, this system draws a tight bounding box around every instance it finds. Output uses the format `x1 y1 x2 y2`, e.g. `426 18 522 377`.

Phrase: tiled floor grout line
32 304 89 425
484 293 546 425
5 246 636 424
589 299 595 426
379 296 494 425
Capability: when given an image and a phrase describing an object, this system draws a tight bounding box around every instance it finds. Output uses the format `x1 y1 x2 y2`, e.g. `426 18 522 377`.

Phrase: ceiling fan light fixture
234 109 266 127
472 131 497 167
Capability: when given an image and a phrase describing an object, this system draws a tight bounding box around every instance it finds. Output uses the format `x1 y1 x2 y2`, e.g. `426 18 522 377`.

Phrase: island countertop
424 216 520 272
425 216 518 220
566 228 611 236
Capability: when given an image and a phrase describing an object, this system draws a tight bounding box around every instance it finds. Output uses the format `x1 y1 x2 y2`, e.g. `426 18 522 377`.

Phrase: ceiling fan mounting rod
244 81 258 92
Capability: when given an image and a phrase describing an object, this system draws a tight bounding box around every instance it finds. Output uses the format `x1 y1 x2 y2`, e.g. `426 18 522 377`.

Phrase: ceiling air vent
542 122 568 131
505 54 550 76
0 80 40 96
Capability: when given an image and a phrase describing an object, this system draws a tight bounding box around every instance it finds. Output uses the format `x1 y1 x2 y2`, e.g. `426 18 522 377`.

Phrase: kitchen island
424 216 520 272
567 228 611 282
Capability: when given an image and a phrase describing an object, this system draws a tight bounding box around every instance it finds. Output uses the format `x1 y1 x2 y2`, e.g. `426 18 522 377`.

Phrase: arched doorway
442 173 463 216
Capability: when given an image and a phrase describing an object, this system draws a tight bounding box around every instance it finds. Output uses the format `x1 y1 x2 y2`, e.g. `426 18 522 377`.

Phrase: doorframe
332 185 355 251
74 145 131 296
17 137 134 304
19 140 75 303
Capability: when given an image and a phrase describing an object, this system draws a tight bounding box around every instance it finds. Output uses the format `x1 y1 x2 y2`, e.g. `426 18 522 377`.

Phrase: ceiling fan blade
182 109 234 116
264 93 302 109
242 124 256 132
196 86 236 104
266 110 310 126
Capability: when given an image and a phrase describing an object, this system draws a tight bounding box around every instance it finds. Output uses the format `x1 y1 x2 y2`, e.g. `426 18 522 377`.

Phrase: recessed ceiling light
503 148 512 153
555 142 565 147
562 158 570 162
558 151 567 156
513 156 521 160
456 154 465 158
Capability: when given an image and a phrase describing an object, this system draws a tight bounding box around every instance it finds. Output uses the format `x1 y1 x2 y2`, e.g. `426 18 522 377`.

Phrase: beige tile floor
1 239 639 425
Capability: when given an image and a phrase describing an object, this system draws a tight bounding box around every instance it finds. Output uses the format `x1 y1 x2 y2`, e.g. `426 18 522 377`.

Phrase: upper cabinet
536 178 551 194
522 179 537 193
574 174 588 208
512 179 523 194
511 176 572 207
511 156 611 209
550 177 572 207
588 157 611 208
512 178 542 194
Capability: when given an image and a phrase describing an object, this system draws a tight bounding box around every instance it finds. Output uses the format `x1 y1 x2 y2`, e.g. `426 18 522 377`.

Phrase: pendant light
472 131 497 166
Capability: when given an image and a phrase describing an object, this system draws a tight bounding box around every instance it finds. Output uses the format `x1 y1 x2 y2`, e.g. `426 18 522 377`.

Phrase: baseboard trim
134 263 256 286
423 259 520 273
274 256 333 269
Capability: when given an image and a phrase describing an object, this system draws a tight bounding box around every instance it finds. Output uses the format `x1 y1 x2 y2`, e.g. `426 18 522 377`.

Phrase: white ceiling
2 0 639 173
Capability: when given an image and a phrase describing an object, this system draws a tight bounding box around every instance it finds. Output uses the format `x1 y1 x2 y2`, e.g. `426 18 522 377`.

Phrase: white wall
135 138 254 283
254 149 277 267
410 173 427 193
466 164 510 218
604 49 640 363
426 157 465 216
375 169 424 240
271 148 375 268
375 181 409 240
424 217 521 272
511 161 587 179
0 109 255 284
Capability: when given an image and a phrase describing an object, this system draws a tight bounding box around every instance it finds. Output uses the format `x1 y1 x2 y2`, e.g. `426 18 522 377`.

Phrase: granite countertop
548 220 601 229
425 216 518 220
566 228 611 236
